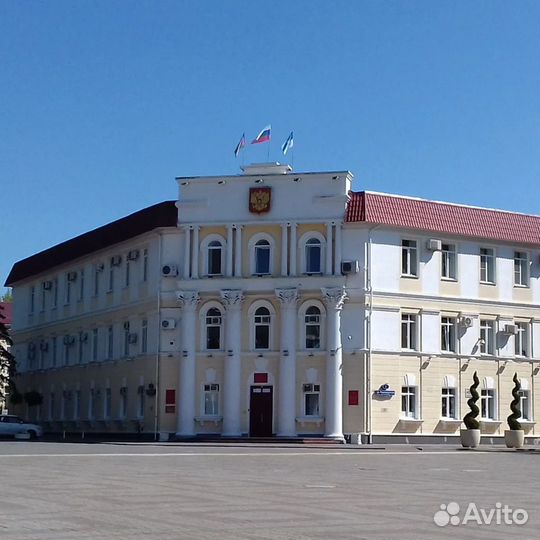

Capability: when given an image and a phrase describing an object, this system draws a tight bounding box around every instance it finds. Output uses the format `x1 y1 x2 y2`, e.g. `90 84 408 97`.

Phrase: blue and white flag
281 131 294 155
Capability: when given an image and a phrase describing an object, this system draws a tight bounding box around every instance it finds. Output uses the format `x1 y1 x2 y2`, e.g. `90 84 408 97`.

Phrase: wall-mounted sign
249 187 272 214
165 389 176 414
374 384 395 397
348 390 359 406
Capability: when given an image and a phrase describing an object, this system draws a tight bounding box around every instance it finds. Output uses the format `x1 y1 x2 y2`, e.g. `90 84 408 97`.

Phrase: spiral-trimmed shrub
463 371 480 430
507 373 522 431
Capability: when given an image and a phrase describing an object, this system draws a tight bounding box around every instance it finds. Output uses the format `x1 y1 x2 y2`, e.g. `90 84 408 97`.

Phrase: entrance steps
173 435 345 444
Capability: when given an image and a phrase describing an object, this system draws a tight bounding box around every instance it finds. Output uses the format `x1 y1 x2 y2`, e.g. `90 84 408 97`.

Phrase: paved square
0 442 538 540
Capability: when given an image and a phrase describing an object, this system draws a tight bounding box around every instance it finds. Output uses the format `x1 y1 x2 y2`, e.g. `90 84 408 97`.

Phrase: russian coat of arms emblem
249 187 271 214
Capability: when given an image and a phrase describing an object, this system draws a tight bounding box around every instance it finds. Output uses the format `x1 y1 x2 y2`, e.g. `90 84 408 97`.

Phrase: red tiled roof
346 192 540 246
5 201 178 286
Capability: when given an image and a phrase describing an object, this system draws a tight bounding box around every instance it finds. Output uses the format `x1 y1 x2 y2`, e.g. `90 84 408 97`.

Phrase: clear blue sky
1 1 538 291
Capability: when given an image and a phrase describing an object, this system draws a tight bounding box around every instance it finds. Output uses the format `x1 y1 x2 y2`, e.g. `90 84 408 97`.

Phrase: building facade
5 163 540 442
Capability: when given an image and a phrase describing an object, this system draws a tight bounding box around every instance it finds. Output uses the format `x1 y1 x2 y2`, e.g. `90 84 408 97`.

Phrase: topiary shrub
507 373 522 431
463 371 480 430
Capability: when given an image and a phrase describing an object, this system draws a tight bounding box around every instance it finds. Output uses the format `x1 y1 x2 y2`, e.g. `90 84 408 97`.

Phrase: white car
0 415 43 439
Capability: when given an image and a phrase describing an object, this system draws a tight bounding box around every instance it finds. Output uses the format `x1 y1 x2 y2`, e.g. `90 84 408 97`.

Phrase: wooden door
249 385 273 437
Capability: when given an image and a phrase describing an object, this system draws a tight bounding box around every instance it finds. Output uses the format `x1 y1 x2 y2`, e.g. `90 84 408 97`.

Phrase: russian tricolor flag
251 125 271 144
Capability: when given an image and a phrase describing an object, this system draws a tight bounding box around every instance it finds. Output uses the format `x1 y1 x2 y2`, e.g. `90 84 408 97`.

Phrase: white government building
5 163 540 443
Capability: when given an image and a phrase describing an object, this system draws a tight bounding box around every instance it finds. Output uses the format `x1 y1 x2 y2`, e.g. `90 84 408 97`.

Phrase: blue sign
375 383 395 397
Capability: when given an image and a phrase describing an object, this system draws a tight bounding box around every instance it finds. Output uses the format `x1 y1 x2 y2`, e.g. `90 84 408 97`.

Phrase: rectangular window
208 245 222 275
255 325 270 349
119 388 128 419
441 317 457 353
441 388 456 419
63 341 70 366
305 308 321 349
401 240 418 277
104 388 112 419
40 285 46 312
137 386 145 418
441 243 456 280
108 263 114 292
519 390 531 421
49 392 55 420
142 249 148 282
514 252 529 287
480 319 495 355
65 276 72 304
515 322 529 357
123 322 130 356
78 331 85 363
107 326 114 359
141 319 148 353
93 265 100 296
29 286 35 314
401 314 417 350
303 383 320 416
125 260 130 287
52 278 58 309
203 383 220 415
51 336 57 367
88 389 95 420
480 248 495 283
92 329 98 361
401 386 417 418
480 389 495 419
73 390 81 420
78 269 85 301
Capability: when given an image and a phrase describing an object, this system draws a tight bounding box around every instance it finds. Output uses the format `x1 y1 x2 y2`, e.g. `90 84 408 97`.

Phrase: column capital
275 288 299 306
176 290 200 310
321 287 347 310
220 289 245 308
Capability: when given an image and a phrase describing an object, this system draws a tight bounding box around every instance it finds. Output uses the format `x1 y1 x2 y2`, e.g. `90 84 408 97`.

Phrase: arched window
305 238 322 274
305 306 321 349
254 239 271 275
254 307 271 349
205 307 222 350
207 241 223 276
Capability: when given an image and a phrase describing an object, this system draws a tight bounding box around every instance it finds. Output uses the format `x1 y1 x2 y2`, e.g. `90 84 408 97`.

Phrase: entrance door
249 385 273 437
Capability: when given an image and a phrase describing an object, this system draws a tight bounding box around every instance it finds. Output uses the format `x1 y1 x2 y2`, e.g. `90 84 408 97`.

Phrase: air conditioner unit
161 319 176 330
42 280 52 290
111 255 122 266
40 341 48 351
67 271 78 281
96 263 105 272
128 333 138 344
123 321 131 330
63 335 75 345
161 264 178 277
79 332 88 343
504 324 518 335
426 239 442 251
460 316 473 328
341 260 359 275
127 250 140 261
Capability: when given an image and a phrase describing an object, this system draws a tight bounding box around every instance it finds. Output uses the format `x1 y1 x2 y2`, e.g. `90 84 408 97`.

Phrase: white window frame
201 234 226 277
401 313 418 351
123 322 130 357
441 243 457 280
249 233 275 276
124 259 131 287
200 302 224 351
480 388 496 420
513 251 529 287
141 319 148 354
299 301 325 350
92 328 99 362
299 231 326 275
107 325 114 360
515 322 529 357
480 247 496 284
64 275 72 305
401 239 418 277
203 383 220 416
441 387 457 419
249 301 275 351
303 383 321 416
401 385 417 419
441 316 457 353
78 269 85 302
142 248 148 282
93 265 100 297
137 384 145 419
479 319 496 356
519 381 532 421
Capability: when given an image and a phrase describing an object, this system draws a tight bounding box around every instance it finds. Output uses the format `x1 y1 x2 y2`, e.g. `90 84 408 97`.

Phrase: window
401 314 417 350
305 306 321 349
401 386 417 418
441 243 456 280
480 248 495 283
107 325 114 359
207 241 223 276
514 252 529 287
63 340 71 366
93 265 100 296
137 385 145 418
125 260 130 287
78 331 85 363
40 284 46 312
305 238 322 274
88 388 96 420
52 278 58 309
78 269 84 301
401 240 418 277
142 249 148 282
119 387 128 419
254 239 271 275
203 383 220 415
104 388 112 419
303 383 320 416
73 390 81 420
441 388 456 419
480 389 495 420
92 329 98 361
479 319 495 355
51 336 57 367
108 263 114 292
49 392 55 420
441 317 457 353
29 285 35 314
515 322 529 357
254 307 271 349
141 319 148 354
519 388 532 421
65 275 72 304
123 322 130 356
205 308 222 350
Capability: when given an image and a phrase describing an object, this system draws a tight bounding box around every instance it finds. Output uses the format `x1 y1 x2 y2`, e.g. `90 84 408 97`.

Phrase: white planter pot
460 429 481 448
504 430 524 449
